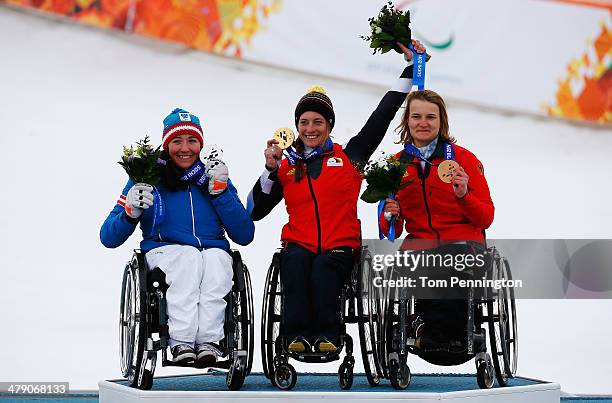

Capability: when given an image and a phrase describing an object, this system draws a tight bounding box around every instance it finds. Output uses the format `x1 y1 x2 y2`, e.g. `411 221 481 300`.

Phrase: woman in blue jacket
101 108 254 366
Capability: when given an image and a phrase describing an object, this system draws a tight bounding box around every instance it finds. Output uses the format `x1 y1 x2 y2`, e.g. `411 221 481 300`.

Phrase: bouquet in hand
361 1 411 55
118 136 163 185
358 154 412 203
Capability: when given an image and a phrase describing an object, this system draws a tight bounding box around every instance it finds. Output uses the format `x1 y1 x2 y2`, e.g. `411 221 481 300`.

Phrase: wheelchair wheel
476 356 494 389
140 369 153 391
234 258 254 376
388 357 411 390
261 252 282 383
274 363 297 390
384 297 411 390
338 362 354 390
226 359 246 391
486 248 518 386
356 247 384 386
119 255 148 388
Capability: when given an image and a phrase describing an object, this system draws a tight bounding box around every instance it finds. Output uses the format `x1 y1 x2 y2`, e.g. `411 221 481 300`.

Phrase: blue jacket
100 178 255 252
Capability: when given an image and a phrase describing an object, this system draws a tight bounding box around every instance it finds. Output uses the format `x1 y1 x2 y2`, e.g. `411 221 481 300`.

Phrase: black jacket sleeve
344 66 413 164
247 167 284 221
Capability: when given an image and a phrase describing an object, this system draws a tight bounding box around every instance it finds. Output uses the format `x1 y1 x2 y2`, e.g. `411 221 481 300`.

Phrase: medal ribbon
377 143 455 241
148 186 165 238
180 160 205 182
284 138 334 166
180 160 209 187
403 144 427 163
378 194 397 241
403 142 455 163
410 44 426 90
444 142 455 161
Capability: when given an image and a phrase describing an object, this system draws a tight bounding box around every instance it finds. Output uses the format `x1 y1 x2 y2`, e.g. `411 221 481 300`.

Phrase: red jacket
279 144 362 253
380 142 494 245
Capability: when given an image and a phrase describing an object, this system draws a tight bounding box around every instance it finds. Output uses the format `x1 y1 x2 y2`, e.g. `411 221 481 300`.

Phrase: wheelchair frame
372 245 518 390
260 246 384 390
119 249 254 391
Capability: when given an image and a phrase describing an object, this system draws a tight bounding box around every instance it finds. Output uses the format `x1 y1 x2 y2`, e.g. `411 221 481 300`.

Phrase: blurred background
0 0 610 395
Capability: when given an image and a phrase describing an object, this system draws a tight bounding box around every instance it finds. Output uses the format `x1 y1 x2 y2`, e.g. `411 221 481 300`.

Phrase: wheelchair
260 246 384 390
119 249 254 391
375 245 518 390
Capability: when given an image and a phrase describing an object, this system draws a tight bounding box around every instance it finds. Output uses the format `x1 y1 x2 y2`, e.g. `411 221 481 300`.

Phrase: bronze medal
273 127 295 150
437 160 460 183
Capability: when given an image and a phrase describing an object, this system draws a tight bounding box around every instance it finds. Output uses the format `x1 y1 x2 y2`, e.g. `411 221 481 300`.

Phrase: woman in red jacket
381 89 494 350
249 41 427 354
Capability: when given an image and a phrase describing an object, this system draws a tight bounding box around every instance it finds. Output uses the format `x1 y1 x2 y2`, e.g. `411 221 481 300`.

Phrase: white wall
0 5 610 394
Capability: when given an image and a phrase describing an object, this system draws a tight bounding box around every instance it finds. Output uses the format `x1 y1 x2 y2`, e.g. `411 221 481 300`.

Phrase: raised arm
345 40 426 164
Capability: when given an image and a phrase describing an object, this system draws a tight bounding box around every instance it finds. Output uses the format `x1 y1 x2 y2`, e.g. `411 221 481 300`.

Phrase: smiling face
297 111 330 148
408 99 441 147
167 134 202 170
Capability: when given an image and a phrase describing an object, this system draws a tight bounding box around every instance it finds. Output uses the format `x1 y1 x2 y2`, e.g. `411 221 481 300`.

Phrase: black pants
279 243 353 344
414 242 485 342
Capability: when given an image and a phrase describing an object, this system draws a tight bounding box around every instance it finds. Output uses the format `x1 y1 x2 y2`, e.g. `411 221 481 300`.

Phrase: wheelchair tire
274 363 297 391
226 365 246 391
356 247 383 386
119 255 148 388
261 253 282 381
234 262 254 376
476 359 494 389
356 248 384 386
139 369 153 391
388 358 411 390
244 264 255 375
486 249 518 387
338 362 354 390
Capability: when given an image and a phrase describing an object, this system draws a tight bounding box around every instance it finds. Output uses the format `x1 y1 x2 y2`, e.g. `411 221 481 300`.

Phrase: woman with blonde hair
380 89 494 353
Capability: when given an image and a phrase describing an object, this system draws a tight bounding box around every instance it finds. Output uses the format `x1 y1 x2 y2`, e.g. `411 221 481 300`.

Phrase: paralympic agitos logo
395 0 455 51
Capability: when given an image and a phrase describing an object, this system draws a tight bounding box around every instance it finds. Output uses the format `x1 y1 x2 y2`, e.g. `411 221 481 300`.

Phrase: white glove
125 183 154 219
205 159 228 195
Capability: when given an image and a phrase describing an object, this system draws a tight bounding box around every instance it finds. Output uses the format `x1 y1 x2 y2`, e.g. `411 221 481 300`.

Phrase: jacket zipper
188 185 203 248
306 171 322 254
418 164 441 240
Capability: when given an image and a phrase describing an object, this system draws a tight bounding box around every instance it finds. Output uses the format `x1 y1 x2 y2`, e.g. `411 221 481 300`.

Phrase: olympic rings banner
3 0 610 124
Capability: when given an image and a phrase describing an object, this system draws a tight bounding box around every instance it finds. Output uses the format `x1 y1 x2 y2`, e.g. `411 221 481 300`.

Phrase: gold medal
273 127 295 150
437 160 460 183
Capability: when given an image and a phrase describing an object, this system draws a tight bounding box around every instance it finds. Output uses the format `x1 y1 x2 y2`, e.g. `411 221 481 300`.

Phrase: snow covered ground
0 4 610 394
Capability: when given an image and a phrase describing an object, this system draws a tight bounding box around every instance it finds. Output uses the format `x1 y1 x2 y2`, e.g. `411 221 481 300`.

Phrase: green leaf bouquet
358 154 412 203
361 1 411 55
118 136 163 185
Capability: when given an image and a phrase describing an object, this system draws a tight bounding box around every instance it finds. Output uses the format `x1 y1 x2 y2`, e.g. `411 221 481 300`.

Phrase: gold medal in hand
273 127 295 150
437 160 460 183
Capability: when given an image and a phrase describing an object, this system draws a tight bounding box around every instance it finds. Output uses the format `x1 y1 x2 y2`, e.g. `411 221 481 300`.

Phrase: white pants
145 245 233 348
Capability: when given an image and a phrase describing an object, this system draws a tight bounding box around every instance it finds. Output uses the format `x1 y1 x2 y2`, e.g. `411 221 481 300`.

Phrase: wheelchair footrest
287 351 341 363
413 337 468 354
161 358 232 370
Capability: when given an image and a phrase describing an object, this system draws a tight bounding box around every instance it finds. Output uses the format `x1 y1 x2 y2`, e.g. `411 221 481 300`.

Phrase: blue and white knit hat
162 108 204 149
